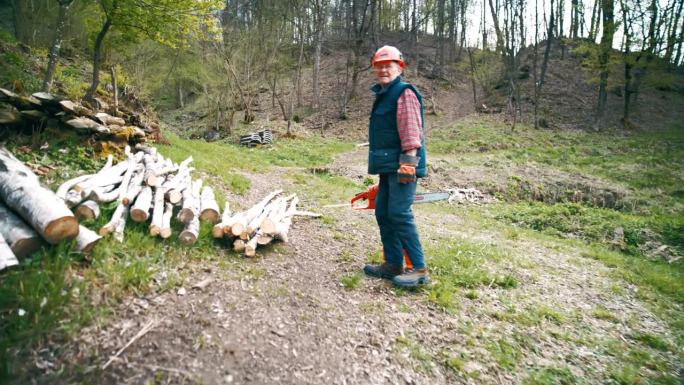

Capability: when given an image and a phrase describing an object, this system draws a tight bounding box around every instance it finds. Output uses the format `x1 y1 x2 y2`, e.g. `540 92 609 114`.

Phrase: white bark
0 232 19 270
230 190 282 238
121 167 144 206
273 196 299 243
0 201 42 258
130 186 153 222
260 198 288 235
113 206 128 242
178 179 201 224
75 200 100 220
160 202 174 239
0 147 79 244
117 155 139 203
56 174 93 200
88 184 119 204
199 186 220 223
99 203 126 236
212 202 231 238
75 225 101 254
149 186 166 236
244 231 261 257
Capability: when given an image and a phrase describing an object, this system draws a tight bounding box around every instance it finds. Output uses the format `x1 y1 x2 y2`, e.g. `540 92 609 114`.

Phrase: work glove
397 153 420 184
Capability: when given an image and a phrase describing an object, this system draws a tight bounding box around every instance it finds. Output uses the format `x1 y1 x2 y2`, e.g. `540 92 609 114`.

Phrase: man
362 45 429 288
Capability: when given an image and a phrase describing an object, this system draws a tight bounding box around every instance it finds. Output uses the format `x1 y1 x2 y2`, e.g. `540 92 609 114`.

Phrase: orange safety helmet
371 45 405 69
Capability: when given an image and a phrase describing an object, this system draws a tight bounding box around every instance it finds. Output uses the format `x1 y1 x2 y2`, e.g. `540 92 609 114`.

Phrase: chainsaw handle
351 184 379 210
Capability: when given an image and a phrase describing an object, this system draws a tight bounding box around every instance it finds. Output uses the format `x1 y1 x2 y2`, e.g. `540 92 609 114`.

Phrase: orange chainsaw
348 184 451 210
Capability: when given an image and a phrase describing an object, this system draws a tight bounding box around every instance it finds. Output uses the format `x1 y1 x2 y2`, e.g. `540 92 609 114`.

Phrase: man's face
373 61 402 86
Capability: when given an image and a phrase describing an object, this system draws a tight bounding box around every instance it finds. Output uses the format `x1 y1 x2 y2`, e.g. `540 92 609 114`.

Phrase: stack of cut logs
0 88 157 143
57 144 219 246
0 143 316 270
212 190 318 257
0 147 97 270
239 128 273 147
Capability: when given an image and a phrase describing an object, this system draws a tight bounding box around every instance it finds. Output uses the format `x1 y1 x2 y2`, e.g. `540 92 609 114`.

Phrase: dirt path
33 148 680 385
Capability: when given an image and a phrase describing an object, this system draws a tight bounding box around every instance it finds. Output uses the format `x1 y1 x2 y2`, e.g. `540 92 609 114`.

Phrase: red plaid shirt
396 89 423 151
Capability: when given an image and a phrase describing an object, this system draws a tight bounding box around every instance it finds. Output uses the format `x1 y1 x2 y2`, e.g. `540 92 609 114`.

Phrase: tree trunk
539 0 554 91
487 0 505 54
110 66 118 115
589 0 600 41
596 0 615 128
43 0 73 92
466 48 477 109
0 148 78 244
85 13 113 103
200 186 220 223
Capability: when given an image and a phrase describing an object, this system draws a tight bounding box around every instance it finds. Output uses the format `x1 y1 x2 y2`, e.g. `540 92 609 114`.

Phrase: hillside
1 30 683 385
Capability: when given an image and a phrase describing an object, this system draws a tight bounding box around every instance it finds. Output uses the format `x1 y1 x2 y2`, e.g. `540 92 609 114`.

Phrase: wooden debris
75 200 100 220
199 186 220 223
75 225 101 254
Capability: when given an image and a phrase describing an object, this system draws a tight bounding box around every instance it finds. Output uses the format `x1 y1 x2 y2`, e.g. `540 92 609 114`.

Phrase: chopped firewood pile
239 128 273 147
0 88 159 144
0 144 318 271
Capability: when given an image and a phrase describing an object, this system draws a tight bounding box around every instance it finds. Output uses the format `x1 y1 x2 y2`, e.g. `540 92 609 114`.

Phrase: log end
75 206 97 221
179 231 197 245
149 225 160 237
44 216 80 244
199 209 220 223
256 234 273 246
11 237 43 258
260 219 276 235
231 223 244 237
160 228 172 239
244 245 256 257
212 224 224 238
130 209 149 223
233 239 245 252
168 190 183 205
178 209 194 224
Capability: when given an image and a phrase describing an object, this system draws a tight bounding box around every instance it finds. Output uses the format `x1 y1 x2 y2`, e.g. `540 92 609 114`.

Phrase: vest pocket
369 148 400 174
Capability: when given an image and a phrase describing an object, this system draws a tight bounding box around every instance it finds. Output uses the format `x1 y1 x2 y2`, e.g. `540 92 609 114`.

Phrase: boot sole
392 276 430 288
363 266 399 280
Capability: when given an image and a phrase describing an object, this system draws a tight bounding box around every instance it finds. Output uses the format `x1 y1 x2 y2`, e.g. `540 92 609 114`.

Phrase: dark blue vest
368 76 427 177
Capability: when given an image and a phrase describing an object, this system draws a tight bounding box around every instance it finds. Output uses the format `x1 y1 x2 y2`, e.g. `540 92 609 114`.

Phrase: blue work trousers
375 173 426 269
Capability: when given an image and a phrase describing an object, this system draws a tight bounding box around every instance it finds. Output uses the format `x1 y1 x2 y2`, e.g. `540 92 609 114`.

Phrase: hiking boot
363 263 404 279
392 268 429 288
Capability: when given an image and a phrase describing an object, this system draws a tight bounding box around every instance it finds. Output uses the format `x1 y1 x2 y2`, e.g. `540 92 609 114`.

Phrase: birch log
0 233 18 270
0 147 79 244
149 186 166 236
273 196 299 243
233 238 245 253
0 201 42 258
113 207 128 242
130 186 153 222
230 189 282 237
160 203 174 239
179 216 199 245
178 179 201 224
75 200 100 220
199 186 220 223
244 231 261 257
56 174 93 200
75 225 101 254
99 203 126 236
121 167 144 206
212 202 231 238
117 155 138 203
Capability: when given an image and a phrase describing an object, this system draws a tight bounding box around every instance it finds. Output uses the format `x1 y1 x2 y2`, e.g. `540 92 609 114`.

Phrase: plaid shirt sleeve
396 88 423 152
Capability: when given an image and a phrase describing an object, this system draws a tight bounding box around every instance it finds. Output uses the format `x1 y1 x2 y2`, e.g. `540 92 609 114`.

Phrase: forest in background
2 0 683 134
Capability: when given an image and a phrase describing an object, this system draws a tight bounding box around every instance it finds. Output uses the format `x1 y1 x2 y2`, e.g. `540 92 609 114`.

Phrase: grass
523 367 584 385
158 131 354 195
421 236 518 311
340 273 362 290
394 333 434 373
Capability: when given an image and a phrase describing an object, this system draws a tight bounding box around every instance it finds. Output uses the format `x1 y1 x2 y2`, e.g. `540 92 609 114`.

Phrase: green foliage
0 48 41 92
630 332 670 351
581 246 684 304
455 49 504 96
523 367 583 385
423 236 515 311
394 334 434 373
340 273 362 290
